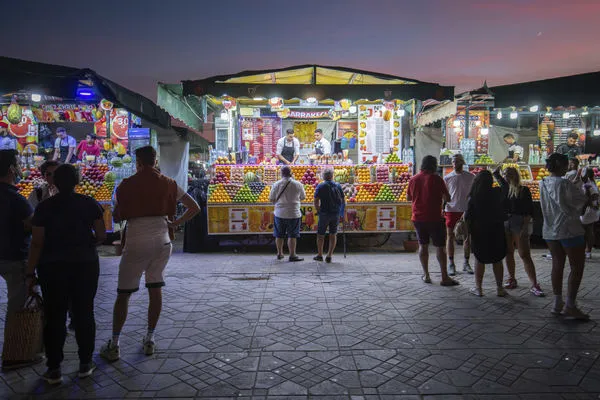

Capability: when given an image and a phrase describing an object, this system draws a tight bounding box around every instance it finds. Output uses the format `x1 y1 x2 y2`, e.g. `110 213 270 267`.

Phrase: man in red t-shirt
407 155 458 286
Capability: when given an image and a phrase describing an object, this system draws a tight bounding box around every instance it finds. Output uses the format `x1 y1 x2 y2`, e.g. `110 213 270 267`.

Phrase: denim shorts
317 213 339 235
273 217 301 239
546 236 585 249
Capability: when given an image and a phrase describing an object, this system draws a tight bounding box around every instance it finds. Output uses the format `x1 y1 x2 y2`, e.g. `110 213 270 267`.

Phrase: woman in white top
539 153 589 320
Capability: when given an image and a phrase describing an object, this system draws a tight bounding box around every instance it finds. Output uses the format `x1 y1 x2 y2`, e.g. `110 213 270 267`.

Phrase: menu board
240 117 281 161
358 105 393 162
539 113 584 148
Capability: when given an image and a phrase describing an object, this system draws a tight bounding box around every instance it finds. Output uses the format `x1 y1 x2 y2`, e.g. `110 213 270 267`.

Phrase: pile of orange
207 184 232 203
257 186 271 202
95 183 114 202
355 166 371 183
16 181 34 199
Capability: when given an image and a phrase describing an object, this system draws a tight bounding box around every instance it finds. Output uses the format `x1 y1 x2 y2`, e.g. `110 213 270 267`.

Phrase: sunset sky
5 0 600 99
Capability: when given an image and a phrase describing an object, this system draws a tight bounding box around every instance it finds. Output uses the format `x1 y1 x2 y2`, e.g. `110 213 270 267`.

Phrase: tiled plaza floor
1 245 600 399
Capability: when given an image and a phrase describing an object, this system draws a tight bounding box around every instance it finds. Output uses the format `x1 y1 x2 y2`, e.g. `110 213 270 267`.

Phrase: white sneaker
585 252 592 260
143 339 156 356
100 340 120 362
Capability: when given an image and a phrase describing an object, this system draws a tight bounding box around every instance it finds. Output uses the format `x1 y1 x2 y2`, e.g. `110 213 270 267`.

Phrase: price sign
111 114 129 139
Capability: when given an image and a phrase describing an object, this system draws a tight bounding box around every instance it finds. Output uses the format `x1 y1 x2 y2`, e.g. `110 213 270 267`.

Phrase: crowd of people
407 153 593 320
0 146 200 384
0 144 594 385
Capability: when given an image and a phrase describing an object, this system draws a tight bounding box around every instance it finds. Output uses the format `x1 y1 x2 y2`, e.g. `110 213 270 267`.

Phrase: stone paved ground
1 245 600 399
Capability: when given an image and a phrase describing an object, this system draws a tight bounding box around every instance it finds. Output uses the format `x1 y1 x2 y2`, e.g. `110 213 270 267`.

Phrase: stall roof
491 71 600 109
181 65 453 102
0 56 171 128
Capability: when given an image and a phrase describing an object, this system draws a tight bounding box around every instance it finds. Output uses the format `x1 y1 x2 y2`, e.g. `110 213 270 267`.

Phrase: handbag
581 206 600 225
454 217 468 240
1 294 44 363
275 179 292 202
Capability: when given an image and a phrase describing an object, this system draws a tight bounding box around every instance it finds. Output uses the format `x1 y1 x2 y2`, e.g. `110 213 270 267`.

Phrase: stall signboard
35 103 97 123
241 117 281 161
286 110 330 119
2 105 39 153
207 203 413 234
538 112 584 149
357 105 395 162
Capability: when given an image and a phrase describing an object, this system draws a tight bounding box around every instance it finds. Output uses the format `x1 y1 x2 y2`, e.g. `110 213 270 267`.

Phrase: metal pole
464 107 470 139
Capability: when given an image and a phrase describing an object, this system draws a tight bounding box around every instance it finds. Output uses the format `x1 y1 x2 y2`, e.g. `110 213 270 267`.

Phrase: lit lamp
306 97 317 103
31 93 41 102
497 111 503 119
220 110 229 120
510 111 518 119
480 127 489 135
349 105 357 114
396 109 406 118
453 119 461 127
529 105 539 112
563 112 570 119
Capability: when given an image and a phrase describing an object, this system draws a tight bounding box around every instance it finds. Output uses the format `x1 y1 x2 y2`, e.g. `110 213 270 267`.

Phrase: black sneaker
313 255 324 261
42 368 62 385
289 255 304 262
78 361 96 378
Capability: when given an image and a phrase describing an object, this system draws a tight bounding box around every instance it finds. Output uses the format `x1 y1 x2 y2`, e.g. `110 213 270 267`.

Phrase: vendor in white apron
312 128 331 156
52 127 77 163
276 129 300 165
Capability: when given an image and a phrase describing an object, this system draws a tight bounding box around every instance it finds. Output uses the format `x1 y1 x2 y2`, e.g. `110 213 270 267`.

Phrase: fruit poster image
207 204 413 234
2 105 39 153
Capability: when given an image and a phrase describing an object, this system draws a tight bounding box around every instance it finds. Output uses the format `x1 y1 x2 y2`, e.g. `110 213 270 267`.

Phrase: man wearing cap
52 127 76 163
0 125 17 150
276 129 300 165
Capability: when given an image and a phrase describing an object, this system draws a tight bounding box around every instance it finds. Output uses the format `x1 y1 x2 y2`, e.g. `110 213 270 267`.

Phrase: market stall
158 65 454 235
1 56 173 231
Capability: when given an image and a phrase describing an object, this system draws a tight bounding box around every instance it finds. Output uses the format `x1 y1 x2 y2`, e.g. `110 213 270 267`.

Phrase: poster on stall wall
94 108 130 155
446 111 490 154
207 203 413 234
1 105 39 153
240 117 281 161
357 105 393 162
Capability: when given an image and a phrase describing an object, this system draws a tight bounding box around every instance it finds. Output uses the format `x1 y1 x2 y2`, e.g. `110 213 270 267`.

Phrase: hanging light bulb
480 127 489 135
306 97 317 103
31 93 41 102
563 112 570 119
510 111 518 119
497 111 503 119
396 109 405 118
349 105 357 114
529 105 539 112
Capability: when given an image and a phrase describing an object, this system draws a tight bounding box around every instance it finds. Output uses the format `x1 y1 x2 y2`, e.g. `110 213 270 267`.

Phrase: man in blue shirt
313 168 345 263
0 150 43 369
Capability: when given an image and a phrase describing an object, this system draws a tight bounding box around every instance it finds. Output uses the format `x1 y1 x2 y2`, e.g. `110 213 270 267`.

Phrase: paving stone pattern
1 248 600 399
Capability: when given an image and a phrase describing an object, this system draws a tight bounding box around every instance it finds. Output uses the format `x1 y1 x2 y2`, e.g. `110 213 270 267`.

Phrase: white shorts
117 240 172 293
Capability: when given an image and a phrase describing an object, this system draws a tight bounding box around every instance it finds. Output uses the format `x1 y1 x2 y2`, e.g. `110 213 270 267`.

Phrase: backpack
326 181 343 207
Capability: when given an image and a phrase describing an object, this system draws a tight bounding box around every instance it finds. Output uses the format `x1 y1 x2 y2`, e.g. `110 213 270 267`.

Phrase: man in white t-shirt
276 129 300 165
312 128 331 156
443 154 475 276
269 165 306 261
52 127 77 163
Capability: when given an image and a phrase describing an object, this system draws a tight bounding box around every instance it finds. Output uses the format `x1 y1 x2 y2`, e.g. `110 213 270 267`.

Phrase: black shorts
413 220 447 247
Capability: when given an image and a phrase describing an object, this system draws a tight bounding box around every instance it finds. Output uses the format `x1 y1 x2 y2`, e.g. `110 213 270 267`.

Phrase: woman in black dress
465 169 508 297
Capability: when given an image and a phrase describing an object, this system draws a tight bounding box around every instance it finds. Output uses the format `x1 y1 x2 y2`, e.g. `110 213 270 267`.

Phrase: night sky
5 0 600 100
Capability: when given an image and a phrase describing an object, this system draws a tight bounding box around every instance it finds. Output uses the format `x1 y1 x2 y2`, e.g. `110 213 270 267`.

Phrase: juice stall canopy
158 65 454 131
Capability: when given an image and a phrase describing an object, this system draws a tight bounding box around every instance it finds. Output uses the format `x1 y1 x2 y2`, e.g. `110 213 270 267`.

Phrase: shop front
159 65 454 236
1 56 173 231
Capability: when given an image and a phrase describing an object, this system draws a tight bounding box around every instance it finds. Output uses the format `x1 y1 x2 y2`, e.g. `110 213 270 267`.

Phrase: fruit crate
518 165 533 181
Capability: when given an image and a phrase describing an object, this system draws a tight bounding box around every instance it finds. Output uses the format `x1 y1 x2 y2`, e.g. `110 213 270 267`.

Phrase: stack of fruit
257 186 271 202
76 164 108 198
263 167 277 184
374 184 395 202
215 156 233 165
375 166 389 183
215 165 231 177
523 181 540 201
399 185 408 202
300 169 318 186
233 184 258 203
248 182 265 196
385 153 401 163
334 168 349 184
95 181 114 202
210 171 230 184
243 165 263 175
519 167 532 181
230 167 245 183
223 183 241 199
502 162 519 171
536 168 550 180
355 183 382 202
355 166 371 183
476 154 494 164
304 184 315 200
341 183 357 201
388 183 406 201
16 180 34 199
291 166 308 179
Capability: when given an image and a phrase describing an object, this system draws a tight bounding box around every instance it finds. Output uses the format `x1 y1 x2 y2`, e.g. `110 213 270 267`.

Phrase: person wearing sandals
270 165 306 262
493 166 544 297
540 153 589 320
465 170 508 297
407 156 458 286
313 168 345 263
